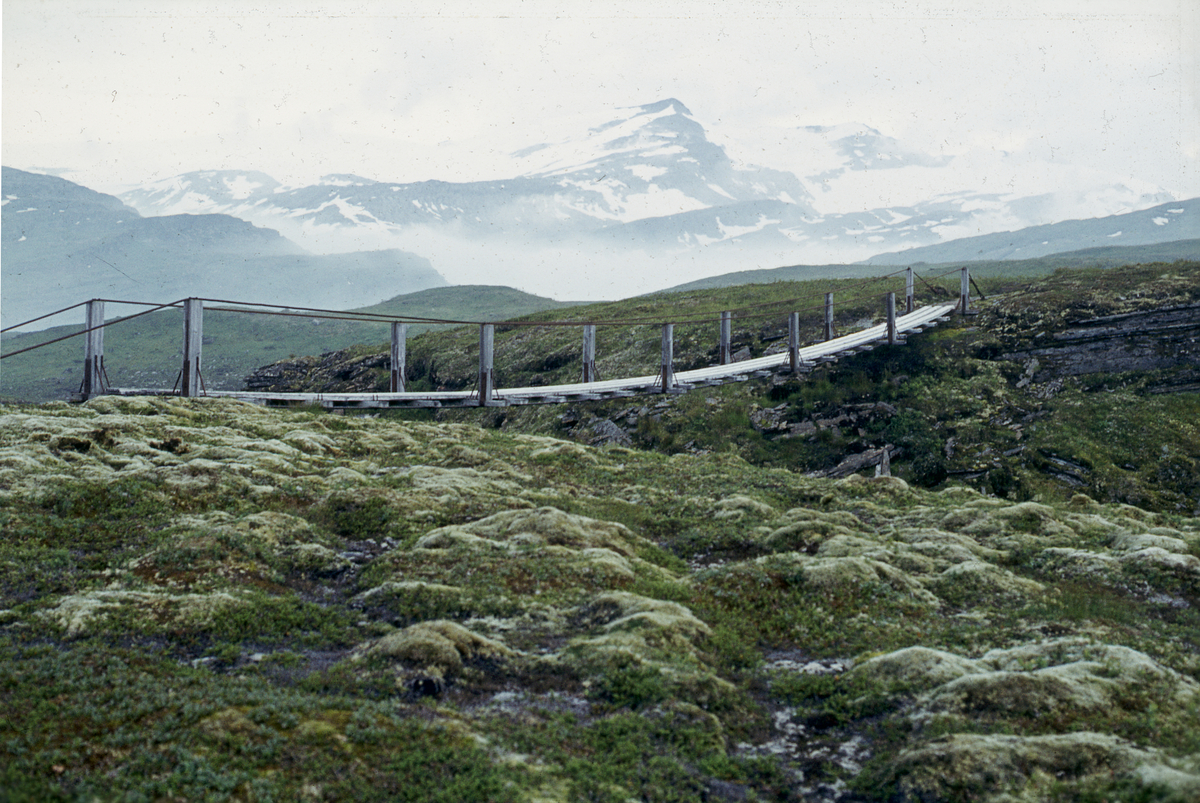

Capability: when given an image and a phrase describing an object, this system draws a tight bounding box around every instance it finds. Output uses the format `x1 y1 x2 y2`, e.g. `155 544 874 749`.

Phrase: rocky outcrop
999 303 1200 392
244 349 389 393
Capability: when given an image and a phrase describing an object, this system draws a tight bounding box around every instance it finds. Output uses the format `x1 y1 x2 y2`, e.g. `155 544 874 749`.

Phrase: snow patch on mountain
224 175 264 200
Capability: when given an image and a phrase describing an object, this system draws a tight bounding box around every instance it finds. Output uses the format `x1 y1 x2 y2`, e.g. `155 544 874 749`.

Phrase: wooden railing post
824 293 835 341
960 267 970 315
788 312 801 372
581 324 597 383
82 300 106 397
660 324 674 392
478 324 494 406
886 292 897 345
181 298 204 397
719 311 732 365
390 322 407 393
906 267 915 314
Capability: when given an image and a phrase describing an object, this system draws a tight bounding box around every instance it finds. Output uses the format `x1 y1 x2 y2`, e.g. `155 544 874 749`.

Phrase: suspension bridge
1 267 975 410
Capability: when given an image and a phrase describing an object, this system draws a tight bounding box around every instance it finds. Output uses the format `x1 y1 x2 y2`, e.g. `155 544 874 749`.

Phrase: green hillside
668 239 1200 292
357 284 588 322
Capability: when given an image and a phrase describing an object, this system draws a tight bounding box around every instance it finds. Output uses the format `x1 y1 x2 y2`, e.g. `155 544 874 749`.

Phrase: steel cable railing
0 266 969 383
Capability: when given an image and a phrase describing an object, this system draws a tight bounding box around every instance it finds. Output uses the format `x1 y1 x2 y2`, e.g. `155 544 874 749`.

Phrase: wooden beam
478 323 494 406
719 311 732 365
886 292 897 346
788 312 801 372
660 323 675 392
181 298 203 397
582 324 597 382
390 322 408 393
82 300 105 397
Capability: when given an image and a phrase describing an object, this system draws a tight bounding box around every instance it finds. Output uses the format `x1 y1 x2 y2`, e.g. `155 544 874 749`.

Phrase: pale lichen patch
851 646 978 690
37 589 244 636
372 620 514 675
418 507 643 557
889 732 1190 802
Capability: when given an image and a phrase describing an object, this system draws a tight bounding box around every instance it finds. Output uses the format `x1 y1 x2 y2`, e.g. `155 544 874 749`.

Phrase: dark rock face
244 350 389 393
1000 303 1200 391
587 418 633 447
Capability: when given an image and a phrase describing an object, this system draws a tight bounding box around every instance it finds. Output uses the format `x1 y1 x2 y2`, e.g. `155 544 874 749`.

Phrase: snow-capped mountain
117 99 1181 299
121 100 815 243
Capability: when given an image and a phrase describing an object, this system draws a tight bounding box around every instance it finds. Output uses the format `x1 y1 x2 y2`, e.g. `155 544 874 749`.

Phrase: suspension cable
0 301 91 334
0 300 187 360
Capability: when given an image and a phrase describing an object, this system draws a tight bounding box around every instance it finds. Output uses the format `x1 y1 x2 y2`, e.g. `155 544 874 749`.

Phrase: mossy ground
1 390 1198 802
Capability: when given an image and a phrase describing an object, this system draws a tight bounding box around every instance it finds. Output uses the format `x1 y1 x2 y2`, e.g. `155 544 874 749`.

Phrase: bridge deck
109 303 957 408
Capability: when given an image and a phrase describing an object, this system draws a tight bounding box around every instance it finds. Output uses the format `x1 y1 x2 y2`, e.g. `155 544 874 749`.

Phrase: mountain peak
633 98 694 117
318 174 379 187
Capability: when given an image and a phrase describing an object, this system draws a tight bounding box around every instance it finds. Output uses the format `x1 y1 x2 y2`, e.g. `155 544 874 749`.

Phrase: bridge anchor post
582 324 597 382
660 324 674 392
181 298 204 397
788 312 802 372
478 324 495 406
82 300 106 398
886 292 897 345
906 267 915 314
824 293 835 341
390 322 407 393
960 267 970 315
719 311 732 365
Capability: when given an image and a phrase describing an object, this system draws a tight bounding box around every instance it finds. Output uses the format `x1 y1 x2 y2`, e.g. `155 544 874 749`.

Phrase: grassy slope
0 397 1197 801
0 286 576 403
670 239 1200 291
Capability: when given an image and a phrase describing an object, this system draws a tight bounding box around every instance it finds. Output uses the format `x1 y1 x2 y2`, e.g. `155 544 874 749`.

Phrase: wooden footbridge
2 268 975 410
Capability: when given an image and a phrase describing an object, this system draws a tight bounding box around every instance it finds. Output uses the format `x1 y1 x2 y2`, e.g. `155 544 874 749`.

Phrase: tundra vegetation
1 261 1199 801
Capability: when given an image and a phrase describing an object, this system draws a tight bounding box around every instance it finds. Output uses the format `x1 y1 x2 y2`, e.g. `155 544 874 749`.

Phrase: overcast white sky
3 0 1198 201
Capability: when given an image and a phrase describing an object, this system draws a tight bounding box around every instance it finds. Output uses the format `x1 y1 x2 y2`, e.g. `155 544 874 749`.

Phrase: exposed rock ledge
1000 303 1200 391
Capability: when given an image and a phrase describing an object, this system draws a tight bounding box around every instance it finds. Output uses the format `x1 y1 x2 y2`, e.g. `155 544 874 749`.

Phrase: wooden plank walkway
109 302 956 409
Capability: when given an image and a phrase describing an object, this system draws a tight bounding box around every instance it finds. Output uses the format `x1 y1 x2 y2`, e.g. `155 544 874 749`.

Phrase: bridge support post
960 267 970 315
478 324 494 406
390 322 407 393
181 298 204 397
82 300 106 398
719 311 732 365
824 293 835 341
788 312 802 372
886 292 897 345
660 324 674 392
906 268 915 314
582 324 597 382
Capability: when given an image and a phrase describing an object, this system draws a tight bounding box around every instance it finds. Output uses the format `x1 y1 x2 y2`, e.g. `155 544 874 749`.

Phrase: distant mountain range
865 199 1198 264
116 99 1180 299
1 167 447 329
5 99 1194 326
